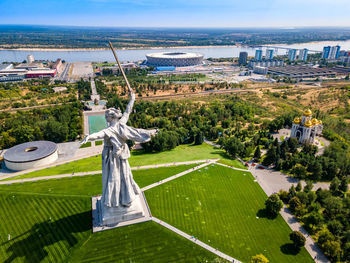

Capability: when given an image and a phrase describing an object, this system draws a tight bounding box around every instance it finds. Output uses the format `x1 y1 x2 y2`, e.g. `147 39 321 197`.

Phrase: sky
0 0 350 28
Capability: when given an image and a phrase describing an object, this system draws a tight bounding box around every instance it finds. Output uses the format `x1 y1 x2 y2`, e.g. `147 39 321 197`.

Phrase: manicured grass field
216 157 247 170
0 192 220 263
0 165 198 196
9 143 238 180
68 221 221 263
0 193 91 263
145 164 313 263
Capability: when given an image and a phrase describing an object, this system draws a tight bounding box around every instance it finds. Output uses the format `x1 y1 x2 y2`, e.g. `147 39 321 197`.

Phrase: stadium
4 141 58 171
146 52 204 67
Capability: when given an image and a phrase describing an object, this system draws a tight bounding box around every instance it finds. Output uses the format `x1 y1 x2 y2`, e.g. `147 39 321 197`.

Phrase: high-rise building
239 52 248 65
329 45 341 59
27 54 34 64
299 49 309 61
288 49 297 61
266 49 274 60
255 50 262 61
322 46 331 59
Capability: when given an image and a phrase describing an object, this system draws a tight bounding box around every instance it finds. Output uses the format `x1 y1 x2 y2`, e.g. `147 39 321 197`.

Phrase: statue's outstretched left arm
80 130 105 145
120 91 135 124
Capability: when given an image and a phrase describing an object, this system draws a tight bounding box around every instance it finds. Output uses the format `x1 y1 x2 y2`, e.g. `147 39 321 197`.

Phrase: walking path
151 217 240 263
141 160 218 191
219 163 330 263
0 159 219 185
214 162 250 172
279 207 330 263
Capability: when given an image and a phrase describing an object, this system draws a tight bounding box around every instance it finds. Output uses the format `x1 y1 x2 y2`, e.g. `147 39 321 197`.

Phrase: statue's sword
108 41 133 93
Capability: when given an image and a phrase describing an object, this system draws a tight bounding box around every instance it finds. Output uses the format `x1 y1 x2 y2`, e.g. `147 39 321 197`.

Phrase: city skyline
1 0 350 28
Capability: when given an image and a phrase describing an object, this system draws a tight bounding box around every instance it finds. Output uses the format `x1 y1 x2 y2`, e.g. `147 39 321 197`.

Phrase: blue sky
0 0 349 27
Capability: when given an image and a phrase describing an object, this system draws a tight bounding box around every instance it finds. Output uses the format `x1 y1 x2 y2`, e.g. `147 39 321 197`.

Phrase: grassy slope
0 193 91 263
0 165 198 196
68 221 221 263
9 143 244 180
145 164 313 263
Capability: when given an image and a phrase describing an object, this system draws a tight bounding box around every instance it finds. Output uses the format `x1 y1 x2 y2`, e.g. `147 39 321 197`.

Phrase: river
1 40 350 63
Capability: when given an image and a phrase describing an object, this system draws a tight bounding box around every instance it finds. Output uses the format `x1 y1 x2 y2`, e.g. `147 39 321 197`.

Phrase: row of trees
277 181 350 262
0 101 83 149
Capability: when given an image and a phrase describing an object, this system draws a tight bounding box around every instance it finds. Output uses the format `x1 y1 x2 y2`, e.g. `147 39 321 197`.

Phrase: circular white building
4 141 58 171
146 52 204 67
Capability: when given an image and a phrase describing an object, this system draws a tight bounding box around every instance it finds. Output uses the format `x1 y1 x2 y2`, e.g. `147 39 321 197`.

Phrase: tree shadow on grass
280 243 301 255
2 211 91 263
256 208 278 220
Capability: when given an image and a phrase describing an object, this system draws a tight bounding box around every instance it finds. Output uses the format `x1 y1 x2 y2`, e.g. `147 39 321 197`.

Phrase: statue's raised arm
119 91 135 124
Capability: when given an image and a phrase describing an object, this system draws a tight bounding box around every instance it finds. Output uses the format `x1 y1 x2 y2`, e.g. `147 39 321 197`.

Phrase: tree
303 181 313 193
289 196 302 212
330 177 341 196
251 254 269 263
289 231 306 248
222 136 244 157
291 164 307 179
194 131 203 145
253 146 261 161
296 182 302 192
339 177 349 193
262 146 276 167
265 194 283 217
322 240 342 262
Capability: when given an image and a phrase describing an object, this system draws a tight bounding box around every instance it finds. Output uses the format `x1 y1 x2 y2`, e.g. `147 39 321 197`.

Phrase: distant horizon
1 24 350 30
1 0 350 28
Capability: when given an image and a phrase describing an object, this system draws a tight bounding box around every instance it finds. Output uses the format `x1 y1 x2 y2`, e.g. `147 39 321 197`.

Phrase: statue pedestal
92 192 151 232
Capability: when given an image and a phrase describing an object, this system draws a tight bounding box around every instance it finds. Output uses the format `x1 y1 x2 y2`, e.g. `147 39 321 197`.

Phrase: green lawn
68 221 221 263
145 164 313 263
216 157 247 170
8 143 240 180
0 193 91 263
0 165 198 196
0 192 222 263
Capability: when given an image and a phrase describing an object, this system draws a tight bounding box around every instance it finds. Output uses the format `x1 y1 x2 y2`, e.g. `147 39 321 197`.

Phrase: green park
0 143 314 263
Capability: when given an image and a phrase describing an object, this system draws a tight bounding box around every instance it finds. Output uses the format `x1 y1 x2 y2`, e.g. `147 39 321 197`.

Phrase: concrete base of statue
92 192 151 232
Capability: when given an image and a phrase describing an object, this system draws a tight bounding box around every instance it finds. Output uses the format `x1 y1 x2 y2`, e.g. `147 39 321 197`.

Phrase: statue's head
105 108 122 123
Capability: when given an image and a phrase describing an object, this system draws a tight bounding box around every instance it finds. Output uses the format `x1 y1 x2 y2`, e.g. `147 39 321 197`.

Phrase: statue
81 91 157 226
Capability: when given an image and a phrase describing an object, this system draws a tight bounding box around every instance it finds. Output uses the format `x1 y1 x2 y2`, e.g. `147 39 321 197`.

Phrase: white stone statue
81 91 157 225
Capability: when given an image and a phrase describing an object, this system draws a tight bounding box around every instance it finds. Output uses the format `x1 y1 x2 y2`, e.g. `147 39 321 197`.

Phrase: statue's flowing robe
101 123 152 207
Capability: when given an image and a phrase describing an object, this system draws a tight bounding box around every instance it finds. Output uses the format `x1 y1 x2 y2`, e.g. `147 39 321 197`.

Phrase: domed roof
303 108 312 116
311 118 318 125
293 117 301 124
304 120 313 127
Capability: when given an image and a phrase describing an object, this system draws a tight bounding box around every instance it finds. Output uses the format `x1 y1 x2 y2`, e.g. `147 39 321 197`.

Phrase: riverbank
0 45 243 52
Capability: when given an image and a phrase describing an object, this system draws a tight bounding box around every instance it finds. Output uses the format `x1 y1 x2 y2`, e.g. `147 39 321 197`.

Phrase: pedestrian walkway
246 166 330 262
215 162 249 172
0 159 219 185
152 217 240 263
141 160 218 191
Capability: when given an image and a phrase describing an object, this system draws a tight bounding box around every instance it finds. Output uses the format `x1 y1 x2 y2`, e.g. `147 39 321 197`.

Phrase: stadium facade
146 52 204 67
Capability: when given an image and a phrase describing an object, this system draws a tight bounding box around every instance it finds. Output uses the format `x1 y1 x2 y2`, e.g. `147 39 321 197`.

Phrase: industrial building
268 65 341 78
253 66 268 75
146 52 203 67
4 141 58 171
249 59 284 68
239 52 248 65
